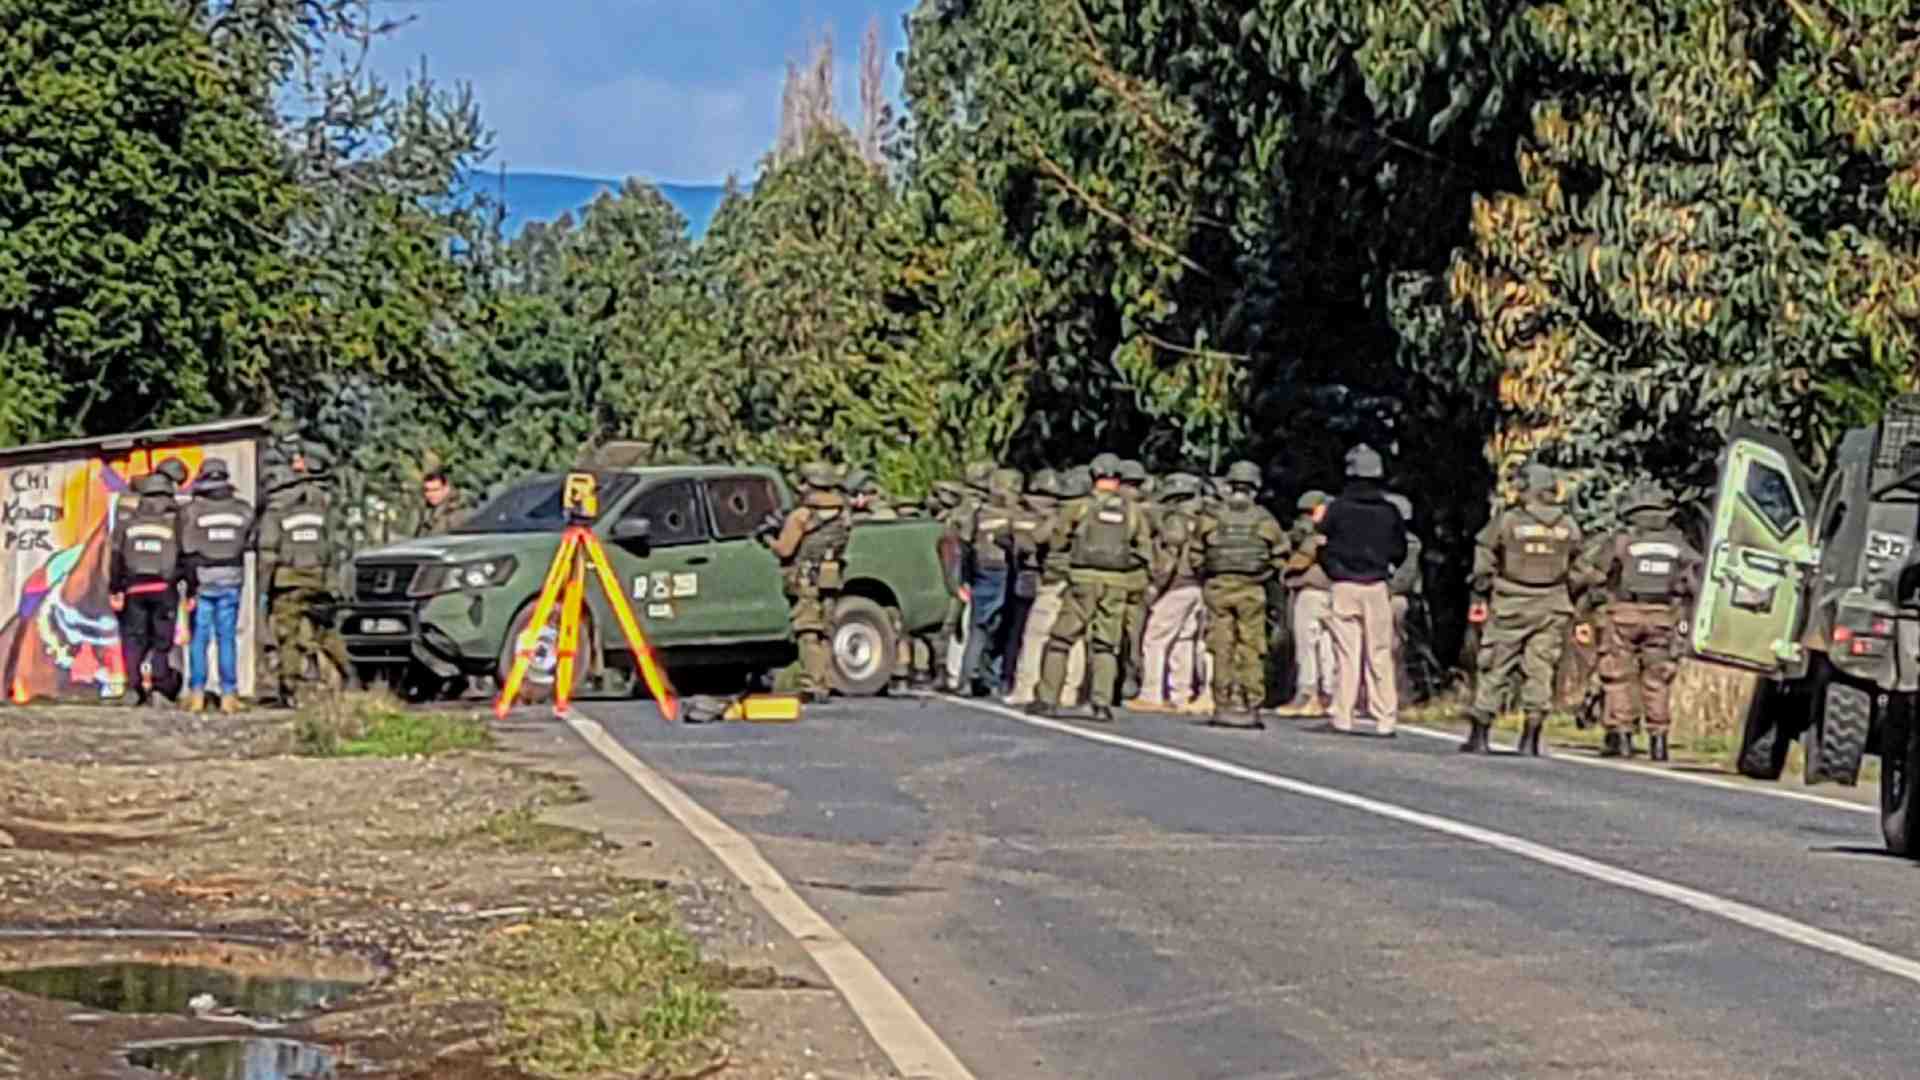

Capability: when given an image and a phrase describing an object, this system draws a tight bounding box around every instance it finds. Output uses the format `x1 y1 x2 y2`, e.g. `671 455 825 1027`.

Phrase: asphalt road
587 694 1920 1079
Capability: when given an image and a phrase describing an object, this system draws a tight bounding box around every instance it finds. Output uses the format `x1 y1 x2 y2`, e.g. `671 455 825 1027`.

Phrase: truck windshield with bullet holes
336 465 950 703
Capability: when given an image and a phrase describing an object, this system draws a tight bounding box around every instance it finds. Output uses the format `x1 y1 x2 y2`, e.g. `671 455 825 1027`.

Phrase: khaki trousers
1006 581 1083 706
1329 581 1396 733
1138 584 1205 706
1291 587 1336 701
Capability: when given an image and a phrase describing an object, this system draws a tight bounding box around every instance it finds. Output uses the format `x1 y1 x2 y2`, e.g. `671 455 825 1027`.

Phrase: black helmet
199 458 232 483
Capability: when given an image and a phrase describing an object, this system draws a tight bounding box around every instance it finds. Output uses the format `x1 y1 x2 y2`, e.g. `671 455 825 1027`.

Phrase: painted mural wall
0 438 260 704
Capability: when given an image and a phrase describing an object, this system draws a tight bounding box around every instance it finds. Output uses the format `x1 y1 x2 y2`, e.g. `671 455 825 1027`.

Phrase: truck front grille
355 563 418 601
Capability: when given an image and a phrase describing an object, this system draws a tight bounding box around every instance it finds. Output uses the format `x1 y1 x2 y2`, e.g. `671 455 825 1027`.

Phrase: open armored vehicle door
1690 422 1819 675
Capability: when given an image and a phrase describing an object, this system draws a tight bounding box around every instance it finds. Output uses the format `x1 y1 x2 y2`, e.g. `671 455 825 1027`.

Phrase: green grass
468 896 734 1077
293 692 494 758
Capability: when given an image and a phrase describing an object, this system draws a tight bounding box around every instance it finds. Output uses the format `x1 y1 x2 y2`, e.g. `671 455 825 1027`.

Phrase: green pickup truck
336 466 951 701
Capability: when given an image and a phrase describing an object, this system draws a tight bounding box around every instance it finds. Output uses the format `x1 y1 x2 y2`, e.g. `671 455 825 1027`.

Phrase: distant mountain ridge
456 170 738 240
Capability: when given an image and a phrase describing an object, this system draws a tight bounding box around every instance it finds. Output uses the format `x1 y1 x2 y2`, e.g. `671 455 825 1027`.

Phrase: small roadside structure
0 417 270 705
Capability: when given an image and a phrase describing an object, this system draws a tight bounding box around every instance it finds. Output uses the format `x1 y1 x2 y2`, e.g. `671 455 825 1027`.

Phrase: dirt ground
0 700 899 1079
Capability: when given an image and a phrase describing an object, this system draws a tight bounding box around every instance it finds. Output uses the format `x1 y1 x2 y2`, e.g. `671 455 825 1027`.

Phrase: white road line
948 699 1920 989
566 714 976 1080
1390 723 1878 817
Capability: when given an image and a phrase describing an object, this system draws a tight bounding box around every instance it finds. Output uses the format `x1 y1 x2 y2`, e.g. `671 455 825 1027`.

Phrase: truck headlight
414 557 517 595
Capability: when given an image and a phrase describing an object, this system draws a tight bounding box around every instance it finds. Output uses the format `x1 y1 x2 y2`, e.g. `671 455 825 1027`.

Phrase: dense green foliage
5 0 1918 660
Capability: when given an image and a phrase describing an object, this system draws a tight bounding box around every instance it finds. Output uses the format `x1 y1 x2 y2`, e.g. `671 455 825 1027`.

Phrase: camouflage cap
1059 466 1094 498
989 467 1023 498
1519 462 1556 495
1027 468 1059 496
1622 480 1674 515
1089 453 1123 479
1225 460 1262 488
1117 459 1148 484
1296 490 1329 511
800 462 841 491
843 467 873 495
1159 472 1203 500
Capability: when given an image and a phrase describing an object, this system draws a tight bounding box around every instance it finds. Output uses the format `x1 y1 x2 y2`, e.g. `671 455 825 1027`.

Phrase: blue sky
367 1 914 186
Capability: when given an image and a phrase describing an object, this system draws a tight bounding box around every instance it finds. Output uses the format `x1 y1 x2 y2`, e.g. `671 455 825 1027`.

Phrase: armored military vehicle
336 465 951 703
1690 398 1920 852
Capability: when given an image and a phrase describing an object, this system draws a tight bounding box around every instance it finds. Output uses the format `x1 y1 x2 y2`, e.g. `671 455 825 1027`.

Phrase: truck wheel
830 596 896 698
1881 699 1919 856
1806 662 1872 787
1736 679 1794 781
496 601 593 707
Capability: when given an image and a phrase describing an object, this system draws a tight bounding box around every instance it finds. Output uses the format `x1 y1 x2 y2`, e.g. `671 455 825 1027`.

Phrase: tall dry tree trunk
858 16 887 167
774 28 851 166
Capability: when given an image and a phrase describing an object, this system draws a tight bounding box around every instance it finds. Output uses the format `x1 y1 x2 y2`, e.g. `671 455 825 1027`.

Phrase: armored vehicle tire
1736 679 1798 781
1881 710 1920 856
1805 660 1872 787
830 596 897 698
496 600 594 706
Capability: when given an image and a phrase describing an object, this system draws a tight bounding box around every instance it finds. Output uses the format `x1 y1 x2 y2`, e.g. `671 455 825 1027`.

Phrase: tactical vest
1010 507 1049 571
122 501 180 580
1071 493 1137 572
185 497 252 565
795 497 850 565
1499 506 1575 586
1205 502 1272 576
1156 507 1198 582
972 502 1016 571
1616 529 1686 601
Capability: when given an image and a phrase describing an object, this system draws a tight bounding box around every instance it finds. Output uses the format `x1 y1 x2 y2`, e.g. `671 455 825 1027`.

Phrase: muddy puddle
123 1036 339 1079
0 935 378 1023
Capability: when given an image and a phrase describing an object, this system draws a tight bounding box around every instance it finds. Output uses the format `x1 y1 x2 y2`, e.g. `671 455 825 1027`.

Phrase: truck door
1690 423 1819 673
699 473 794 642
598 479 717 647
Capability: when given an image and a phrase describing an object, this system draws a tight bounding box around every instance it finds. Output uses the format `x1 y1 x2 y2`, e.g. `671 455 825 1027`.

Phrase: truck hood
352 533 561 563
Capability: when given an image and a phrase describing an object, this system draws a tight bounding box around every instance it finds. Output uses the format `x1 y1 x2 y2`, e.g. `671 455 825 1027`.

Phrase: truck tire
1736 680 1794 781
496 600 593 707
1881 700 1919 856
831 596 896 698
1806 666 1871 787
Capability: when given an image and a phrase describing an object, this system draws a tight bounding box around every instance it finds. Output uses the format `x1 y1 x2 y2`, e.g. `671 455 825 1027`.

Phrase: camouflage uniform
1277 492 1335 715
1033 455 1152 721
1461 464 1588 756
1116 459 1154 700
417 490 471 538
1193 461 1292 723
925 480 969 687
942 462 996 689
765 463 851 701
1130 473 1209 712
1007 469 1088 707
1383 493 1423 708
1003 471 1054 696
258 446 353 705
1591 482 1702 761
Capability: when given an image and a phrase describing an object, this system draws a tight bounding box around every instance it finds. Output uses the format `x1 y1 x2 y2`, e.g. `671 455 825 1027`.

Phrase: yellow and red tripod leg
579 532 680 721
495 528 583 717
551 547 588 718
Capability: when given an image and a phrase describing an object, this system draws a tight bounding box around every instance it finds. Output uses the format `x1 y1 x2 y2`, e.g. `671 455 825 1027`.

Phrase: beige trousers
1007 581 1083 706
1291 587 1337 701
1137 584 1205 706
1329 581 1396 733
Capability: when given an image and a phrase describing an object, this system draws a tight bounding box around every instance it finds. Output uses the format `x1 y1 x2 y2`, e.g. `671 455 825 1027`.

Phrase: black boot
1024 700 1054 718
1458 721 1491 754
1600 731 1624 758
1519 719 1543 757
1622 733 1637 758
1087 704 1116 724
1650 733 1669 762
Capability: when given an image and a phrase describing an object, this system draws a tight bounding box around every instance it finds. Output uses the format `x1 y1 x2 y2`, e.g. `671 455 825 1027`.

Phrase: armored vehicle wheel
1736 679 1797 781
497 600 594 706
1881 704 1920 856
830 596 897 698
1805 659 1872 786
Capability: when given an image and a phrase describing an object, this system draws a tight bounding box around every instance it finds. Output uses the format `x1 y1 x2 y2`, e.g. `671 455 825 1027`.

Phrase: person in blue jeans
179 459 256 713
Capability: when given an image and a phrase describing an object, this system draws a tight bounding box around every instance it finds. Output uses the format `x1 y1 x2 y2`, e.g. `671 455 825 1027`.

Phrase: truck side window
1816 473 1845 542
706 477 781 541
1745 462 1803 537
624 481 707 546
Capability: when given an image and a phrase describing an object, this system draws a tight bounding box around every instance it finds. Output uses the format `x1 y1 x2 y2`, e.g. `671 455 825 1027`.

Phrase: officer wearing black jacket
111 473 187 706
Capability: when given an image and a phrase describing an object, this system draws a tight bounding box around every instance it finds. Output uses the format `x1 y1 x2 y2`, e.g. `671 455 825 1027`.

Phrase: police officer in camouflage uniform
1461 463 1586 756
1003 471 1054 695
1116 460 1154 699
1131 472 1208 712
1008 469 1088 708
765 463 850 702
1193 461 1291 725
1384 492 1423 708
1032 455 1152 721
258 441 353 706
926 480 969 688
1591 481 1701 761
111 473 188 706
